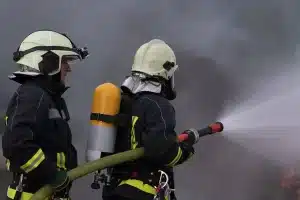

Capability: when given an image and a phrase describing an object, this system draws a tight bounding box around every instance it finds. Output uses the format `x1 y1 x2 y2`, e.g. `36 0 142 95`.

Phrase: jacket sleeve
2 85 57 181
141 96 191 167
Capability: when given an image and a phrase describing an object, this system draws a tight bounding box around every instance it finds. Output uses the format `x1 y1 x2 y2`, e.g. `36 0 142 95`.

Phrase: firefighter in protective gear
2 30 89 200
102 39 195 200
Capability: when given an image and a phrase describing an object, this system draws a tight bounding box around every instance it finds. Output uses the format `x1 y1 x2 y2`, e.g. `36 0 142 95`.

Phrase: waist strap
113 168 177 200
119 179 156 195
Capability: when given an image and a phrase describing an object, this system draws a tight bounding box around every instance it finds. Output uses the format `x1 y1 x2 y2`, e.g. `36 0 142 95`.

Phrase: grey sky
0 0 299 199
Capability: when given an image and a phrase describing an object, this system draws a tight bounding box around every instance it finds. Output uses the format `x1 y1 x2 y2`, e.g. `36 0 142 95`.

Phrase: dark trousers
103 196 139 200
7 173 72 200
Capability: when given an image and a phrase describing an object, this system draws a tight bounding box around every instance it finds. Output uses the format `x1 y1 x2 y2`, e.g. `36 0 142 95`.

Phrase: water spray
216 65 300 166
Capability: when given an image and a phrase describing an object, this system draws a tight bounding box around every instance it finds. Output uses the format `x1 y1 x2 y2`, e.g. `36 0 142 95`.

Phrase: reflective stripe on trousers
7 186 71 200
119 179 168 200
7 186 49 200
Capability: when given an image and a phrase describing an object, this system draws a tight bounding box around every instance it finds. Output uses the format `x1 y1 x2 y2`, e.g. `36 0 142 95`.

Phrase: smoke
0 0 299 199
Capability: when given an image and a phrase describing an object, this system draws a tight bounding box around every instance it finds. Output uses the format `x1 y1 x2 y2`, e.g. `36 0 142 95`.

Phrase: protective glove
180 128 200 146
175 128 198 163
178 141 195 163
49 170 71 192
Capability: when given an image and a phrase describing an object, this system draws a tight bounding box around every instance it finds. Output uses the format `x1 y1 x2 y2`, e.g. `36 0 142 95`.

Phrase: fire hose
30 122 224 200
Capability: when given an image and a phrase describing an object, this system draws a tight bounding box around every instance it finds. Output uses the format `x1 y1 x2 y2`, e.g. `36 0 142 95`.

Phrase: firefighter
102 39 198 200
2 30 89 200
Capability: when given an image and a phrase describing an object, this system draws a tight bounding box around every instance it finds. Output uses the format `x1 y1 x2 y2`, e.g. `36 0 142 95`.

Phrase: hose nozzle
178 122 225 142
209 122 224 134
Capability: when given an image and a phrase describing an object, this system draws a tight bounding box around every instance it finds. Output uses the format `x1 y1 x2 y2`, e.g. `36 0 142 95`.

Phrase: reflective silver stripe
61 110 67 119
20 149 45 173
49 108 61 119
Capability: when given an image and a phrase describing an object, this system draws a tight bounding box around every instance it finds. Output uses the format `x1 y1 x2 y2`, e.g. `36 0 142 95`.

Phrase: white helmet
11 30 89 78
131 39 178 80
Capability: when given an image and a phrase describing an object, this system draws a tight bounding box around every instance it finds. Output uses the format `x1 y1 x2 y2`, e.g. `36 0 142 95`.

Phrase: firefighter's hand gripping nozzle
85 82 121 190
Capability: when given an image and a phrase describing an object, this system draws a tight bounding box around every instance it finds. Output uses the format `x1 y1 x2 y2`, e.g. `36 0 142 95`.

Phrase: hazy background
1 0 300 199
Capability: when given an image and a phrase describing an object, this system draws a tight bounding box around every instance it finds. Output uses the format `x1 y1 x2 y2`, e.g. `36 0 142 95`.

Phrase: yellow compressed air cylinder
85 83 121 162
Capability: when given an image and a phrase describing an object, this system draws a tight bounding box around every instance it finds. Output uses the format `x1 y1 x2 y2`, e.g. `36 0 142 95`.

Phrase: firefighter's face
60 62 71 83
60 55 79 83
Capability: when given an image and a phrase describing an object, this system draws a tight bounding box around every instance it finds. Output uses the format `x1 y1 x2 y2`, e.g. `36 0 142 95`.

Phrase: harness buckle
16 174 24 193
153 170 175 200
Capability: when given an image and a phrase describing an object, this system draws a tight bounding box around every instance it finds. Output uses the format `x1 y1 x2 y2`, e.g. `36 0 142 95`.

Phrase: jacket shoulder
15 82 52 106
134 93 175 117
18 82 50 98
138 93 173 107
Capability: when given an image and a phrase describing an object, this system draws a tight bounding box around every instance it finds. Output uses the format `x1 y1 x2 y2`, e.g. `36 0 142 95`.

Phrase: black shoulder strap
90 91 134 127
59 98 70 121
90 112 130 127
52 97 70 121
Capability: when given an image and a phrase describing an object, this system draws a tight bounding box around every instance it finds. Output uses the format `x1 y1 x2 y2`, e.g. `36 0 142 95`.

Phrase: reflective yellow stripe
7 186 33 200
119 179 156 195
7 186 53 200
167 147 182 167
20 149 45 173
6 159 10 171
119 179 168 200
7 186 70 200
130 116 139 150
57 152 66 170
4 116 8 126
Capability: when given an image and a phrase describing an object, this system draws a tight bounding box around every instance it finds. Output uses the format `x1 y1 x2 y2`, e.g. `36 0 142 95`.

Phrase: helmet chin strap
50 72 62 82
162 82 176 100
42 73 69 96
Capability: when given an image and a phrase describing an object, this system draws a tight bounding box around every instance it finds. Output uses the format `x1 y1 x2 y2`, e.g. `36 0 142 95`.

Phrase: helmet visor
170 74 175 90
61 55 81 65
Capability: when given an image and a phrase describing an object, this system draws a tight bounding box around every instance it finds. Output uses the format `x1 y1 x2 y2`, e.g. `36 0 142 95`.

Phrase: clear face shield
60 54 81 83
164 74 176 100
170 73 175 91
61 54 80 65
59 46 89 73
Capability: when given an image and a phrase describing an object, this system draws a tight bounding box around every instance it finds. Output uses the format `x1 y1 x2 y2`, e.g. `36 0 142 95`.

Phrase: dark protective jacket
104 90 193 200
2 77 78 196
